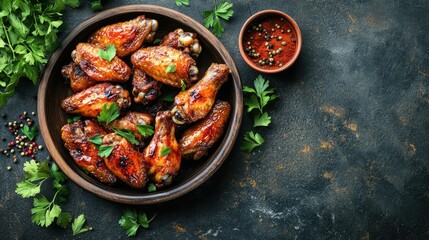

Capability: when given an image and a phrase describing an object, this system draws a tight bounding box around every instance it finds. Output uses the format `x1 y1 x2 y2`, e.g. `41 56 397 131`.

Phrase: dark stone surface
1 0 429 239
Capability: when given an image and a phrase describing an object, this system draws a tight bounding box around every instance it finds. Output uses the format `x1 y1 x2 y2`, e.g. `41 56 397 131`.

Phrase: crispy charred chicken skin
131 68 163 105
110 112 153 141
179 101 231 160
143 111 181 188
172 63 230 124
72 43 131 82
61 83 131 118
102 133 147 188
88 15 158 57
160 28 202 58
131 46 199 88
61 120 117 184
61 62 97 92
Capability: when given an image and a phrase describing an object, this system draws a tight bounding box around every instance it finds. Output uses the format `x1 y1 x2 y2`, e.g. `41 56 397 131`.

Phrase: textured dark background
1 0 429 239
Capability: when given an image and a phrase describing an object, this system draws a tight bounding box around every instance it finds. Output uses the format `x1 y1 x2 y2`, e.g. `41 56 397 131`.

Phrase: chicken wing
143 111 181 187
109 112 153 141
131 46 198 88
132 68 163 105
62 62 97 92
179 101 231 160
160 28 202 58
172 63 230 124
61 120 117 184
61 83 131 117
88 15 158 57
102 133 147 188
72 43 131 82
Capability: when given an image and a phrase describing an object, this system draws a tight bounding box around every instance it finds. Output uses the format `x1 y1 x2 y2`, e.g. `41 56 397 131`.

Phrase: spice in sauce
243 16 297 69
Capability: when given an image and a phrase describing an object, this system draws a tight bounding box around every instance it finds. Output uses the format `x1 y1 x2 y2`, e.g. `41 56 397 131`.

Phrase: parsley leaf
72 214 92 236
180 80 186 91
89 134 103 148
56 212 72 229
21 125 37 141
152 38 161 45
136 125 154 138
98 145 114 158
253 112 271 127
147 183 157 192
90 0 103 11
97 102 120 125
203 1 234 37
98 44 116 62
175 0 190 7
114 128 139 145
165 63 176 73
160 146 171 156
119 209 155 237
240 131 264 153
67 115 81 123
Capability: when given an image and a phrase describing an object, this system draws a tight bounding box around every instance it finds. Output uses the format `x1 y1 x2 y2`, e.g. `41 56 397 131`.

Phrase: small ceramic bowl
238 10 302 73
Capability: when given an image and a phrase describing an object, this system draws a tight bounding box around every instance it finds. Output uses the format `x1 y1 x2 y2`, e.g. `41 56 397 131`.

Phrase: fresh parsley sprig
137 124 154 138
175 0 190 7
240 131 264 153
165 63 176 73
67 115 81 124
72 214 92 236
21 125 37 141
203 1 234 37
90 0 103 11
119 209 156 237
160 146 171 156
0 0 80 106
114 129 139 145
97 102 120 125
99 44 116 62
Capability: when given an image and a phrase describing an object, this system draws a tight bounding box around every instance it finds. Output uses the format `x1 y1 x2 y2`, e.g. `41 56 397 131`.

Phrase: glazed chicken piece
143 111 181 188
61 120 117 184
102 133 147 188
61 83 131 118
109 112 153 141
179 101 231 160
62 62 97 92
160 28 202 58
131 46 199 88
172 63 230 124
72 43 131 82
132 68 163 105
88 15 158 57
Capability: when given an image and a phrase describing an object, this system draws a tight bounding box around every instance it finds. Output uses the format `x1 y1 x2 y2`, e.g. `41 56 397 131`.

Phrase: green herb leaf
67 115 81 123
180 79 186 91
152 38 161 45
240 131 264 153
165 63 176 73
90 0 103 11
98 145 114 158
114 128 139 145
72 214 92 236
175 0 190 7
119 209 155 237
89 134 103 148
21 125 37 141
56 212 72 229
97 102 120 125
147 183 157 192
16 180 41 198
162 94 175 102
160 146 171 156
98 44 116 62
203 1 234 37
136 125 154 138
253 112 271 127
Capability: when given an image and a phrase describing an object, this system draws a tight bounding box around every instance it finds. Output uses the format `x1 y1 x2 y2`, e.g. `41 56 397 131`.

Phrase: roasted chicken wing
131 46 198 88
72 43 131 82
61 83 131 117
62 62 97 92
132 68 163 105
143 111 181 187
172 63 230 124
160 28 202 58
102 133 147 188
61 120 117 184
179 101 231 160
110 112 153 141
88 15 158 57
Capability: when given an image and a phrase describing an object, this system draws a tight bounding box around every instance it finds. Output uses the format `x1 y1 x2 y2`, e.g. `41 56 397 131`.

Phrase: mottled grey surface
1 0 429 239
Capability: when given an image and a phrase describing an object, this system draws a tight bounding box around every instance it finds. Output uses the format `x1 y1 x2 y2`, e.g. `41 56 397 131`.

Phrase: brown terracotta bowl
238 10 302 73
37 5 242 205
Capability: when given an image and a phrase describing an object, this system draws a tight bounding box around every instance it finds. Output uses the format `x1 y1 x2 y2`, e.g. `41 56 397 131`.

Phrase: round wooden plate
37 5 242 204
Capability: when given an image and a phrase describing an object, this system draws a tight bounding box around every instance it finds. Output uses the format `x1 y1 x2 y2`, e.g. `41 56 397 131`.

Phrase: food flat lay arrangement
1 1 428 239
